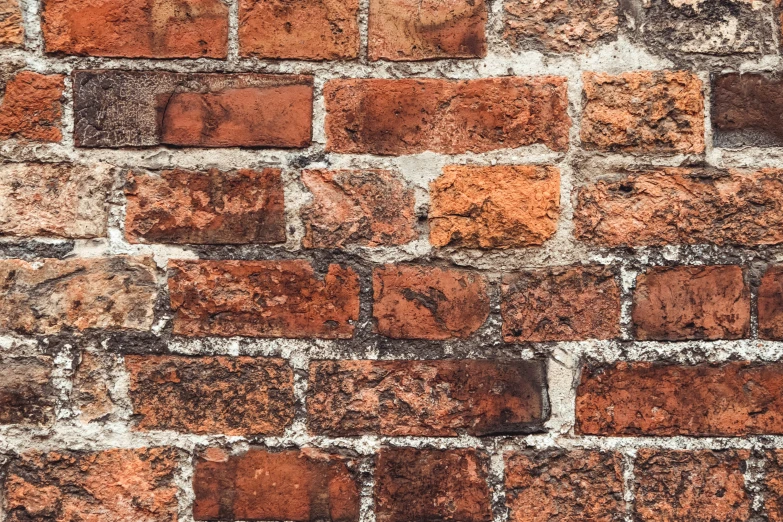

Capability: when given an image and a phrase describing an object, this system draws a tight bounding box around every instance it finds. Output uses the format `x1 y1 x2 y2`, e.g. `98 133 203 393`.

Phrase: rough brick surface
760 266 783 340
0 356 54 426
0 71 63 142
429 165 560 249
373 265 489 339
713 73 783 148
308 359 546 436
765 450 783 522
125 168 285 245
193 447 360 521
73 352 116 423
325 77 570 154
0 0 23 47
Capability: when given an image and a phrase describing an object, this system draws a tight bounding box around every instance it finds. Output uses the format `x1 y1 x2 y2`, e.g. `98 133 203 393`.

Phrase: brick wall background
1 0 783 519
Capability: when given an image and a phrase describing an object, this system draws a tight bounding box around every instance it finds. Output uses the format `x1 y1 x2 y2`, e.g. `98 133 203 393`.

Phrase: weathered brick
0 0 23 47
301 169 417 248
73 352 116 423
42 0 228 57
73 70 313 148
429 165 560 249
3 448 179 522
308 359 546 436
502 265 621 342
0 256 158 335
168 259 359 338
368 0 486 60
325 77 570 155
633 450 750 521
126 355 295 435
0 71 63 142
760 266 783 339
373 265 489 339
239 0 359 59
0 356 54 426
581 71 704 153
764 450 783 521
375 448 491 522
632 265 750 341
505 449 625 522
125 168 285 245
576 361 783 436
575 168 783 247
193 447 360 521
504 0 618 53
713 73 783 148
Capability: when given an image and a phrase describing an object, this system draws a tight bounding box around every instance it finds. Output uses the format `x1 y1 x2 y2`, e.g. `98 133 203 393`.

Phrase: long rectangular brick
0 356 54 426
713 73 783 148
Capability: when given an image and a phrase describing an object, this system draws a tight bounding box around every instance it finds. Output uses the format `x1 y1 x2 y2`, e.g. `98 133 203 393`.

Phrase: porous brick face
0 0 23 47
0 71 64 142
760 266 783 339
0 356 55 426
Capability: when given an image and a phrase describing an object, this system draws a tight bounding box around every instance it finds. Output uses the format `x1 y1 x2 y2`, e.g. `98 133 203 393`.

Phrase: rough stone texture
239 0 359 59
429 165 560 249
0 256 158 335
375 448 492 522
505 449 625 522
125 168 285 245
501 265 621 342
0 356 54 426
325 77 570 154
764 450 783 522
373 265 490 339
193 447 360 521
308 359 546 436
581 71 704 153
0 162 112 239
576 361 783 436
168 259 360 338
73 352 116 423
633 450 750 522
0 0 23 47
759 266 783 340
42 0 228 58
575 168 783 247
301 169 417 248
0 71 64 142
504 0 618 53
126 355 295 435
713 73 783 148
632 265 750 341
73 70 313 148
368 0 486 60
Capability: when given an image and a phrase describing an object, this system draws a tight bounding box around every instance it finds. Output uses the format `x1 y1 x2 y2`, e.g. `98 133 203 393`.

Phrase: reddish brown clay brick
375 448 492 522
764 450 783 521
73 352 116 423
325 77 570 155
505 449 625 522
239 0 359 59
633 450 750 522
308 359 546 436
0 162 112 239
3 448 179 522
126 355 295 435
0 71 63 142
193 447 360 521
759 266 783 340
502 266 621 342
125 168 285 245
0 256 158 335
0 356 54 426
576 361 783 436
712 73 783 148
301 169 417 248
42 0 228 58
0 0 23 47
581 71 704 153
429 165 560 249
632 265 750 341
168 259 359 338
373 265 489 339
368 0 486 60
575 168 783 247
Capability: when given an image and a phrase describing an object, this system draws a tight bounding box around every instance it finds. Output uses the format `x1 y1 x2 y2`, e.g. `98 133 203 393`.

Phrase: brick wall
1 0 783 519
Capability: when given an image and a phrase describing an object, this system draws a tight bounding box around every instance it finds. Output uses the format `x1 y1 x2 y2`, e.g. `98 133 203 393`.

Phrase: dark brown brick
713 73 783 148
0 356 54 426
760 266 783 339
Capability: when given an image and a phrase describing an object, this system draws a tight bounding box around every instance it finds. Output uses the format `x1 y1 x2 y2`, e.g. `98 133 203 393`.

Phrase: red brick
505 449 625 522
239 0 359 59
764 450 783 521
126 355 295 435
0 0 23 47
712 73 783 148
0 71 63 142
193 447 360 521
42 0 228 58
633 450 750 521
125 168 285 245
168 259 359 338
325 77 570 155
301 169 417 248
308 359 546 436
368 0 486 60
3 448 179 522
0 356 54 426
375 448 491 522
632 265 750 340
502 265 621 342
576 361 783 436
373 265 489 339
759 266 783 340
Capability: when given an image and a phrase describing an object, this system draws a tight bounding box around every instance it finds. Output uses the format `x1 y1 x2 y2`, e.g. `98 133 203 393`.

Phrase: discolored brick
0 0 23 47
759 266 783 339
764 450 783 521
713 73 783 148
0 71 63 142
73 352 117 423
429 165 560 249
0 356 54 426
